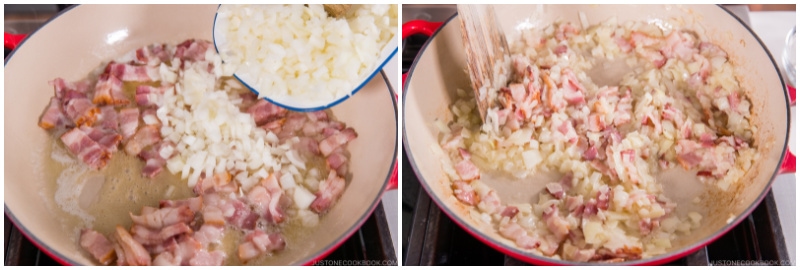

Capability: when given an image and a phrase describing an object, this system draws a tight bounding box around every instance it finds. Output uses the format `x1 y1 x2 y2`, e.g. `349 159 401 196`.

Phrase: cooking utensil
212 4 399 112
4 4 397 265
457 4 510 122
402 4 795 265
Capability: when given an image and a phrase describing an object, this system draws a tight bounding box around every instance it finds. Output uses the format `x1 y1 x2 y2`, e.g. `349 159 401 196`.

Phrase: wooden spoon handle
457 4 511 122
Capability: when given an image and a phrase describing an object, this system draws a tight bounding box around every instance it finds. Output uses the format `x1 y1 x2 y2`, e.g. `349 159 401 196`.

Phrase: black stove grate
4 202 396 266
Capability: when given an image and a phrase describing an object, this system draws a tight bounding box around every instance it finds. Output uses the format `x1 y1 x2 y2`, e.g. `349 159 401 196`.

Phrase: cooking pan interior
403 4 789 264
4 4 396 265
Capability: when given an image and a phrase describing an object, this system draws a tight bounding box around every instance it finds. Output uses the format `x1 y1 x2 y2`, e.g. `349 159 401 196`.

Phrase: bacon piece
546 182 565 199
542 204 570 240
136 85 171 107
676 140 703 168
160 197 203 212
614 36 632 53
499 222 540 249
193 224 225 248
97 106 119 131
596 186 610 210
629 31 660 47
201 205 226 226
189 250 225 266
614 89 633 125
453 181 479 206
326 149 349 177
237 230 286 263
51 78 90 98
481 190 503 214
583 145 598 161
310 171 346 214
93 73 129 106
80 229 115 265
124 125 161 156
153 252 181 266
139 141 174 178
129 205 194 230
39 97 72 130
500 206 519 218
565 195 584 214
728 92 740 112
105 61 159 82
637 49 667 68
699 42 728 59
63 97 100 127
560 69 585 105
61 128 110 170
307 111 328 122
248 99 287 126
130 223 193 246
194 172 236 195
174 39 213 62
318 127 357 156
660 31 696 61
224 199 260 230
80 126 122 154
553 44 568 56
113 225 151 266
134 43 171 66
260 174 288 224
118 108 140 140
555 23 579 41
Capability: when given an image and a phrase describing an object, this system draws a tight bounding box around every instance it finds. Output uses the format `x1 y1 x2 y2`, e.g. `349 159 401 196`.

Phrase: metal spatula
457 4 511 122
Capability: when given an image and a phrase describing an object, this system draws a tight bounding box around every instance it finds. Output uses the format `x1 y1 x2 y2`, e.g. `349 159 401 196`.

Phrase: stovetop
3 4 396 266
401 4 791 266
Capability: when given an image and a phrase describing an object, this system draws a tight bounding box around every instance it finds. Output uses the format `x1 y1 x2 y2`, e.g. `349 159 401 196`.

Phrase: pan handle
401 20 444 86
779 85 796 174
4 33 26 50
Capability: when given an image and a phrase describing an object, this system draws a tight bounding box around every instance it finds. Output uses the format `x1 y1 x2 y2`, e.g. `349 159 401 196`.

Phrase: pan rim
401 4 790 266
4 4 399 266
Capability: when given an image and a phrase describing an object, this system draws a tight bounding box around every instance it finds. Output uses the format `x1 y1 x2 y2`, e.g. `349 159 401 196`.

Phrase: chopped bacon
583 199 599 217
118 108 140 140
481 190 503 214
553 44 568 56
189 250 225 266
560 69 585 105
637 49 667 68
326 149 349 177
124 125 161 156
699 42 727 59
614 36 632 53
660 31 696 61
619 149 640 183
280 113 307 135
130 223 193 246
97 106 119 131
63 97 100 127
237 230 286 262
728 92 740 112
152 252 181 266
134 43 171 66
51 78 90 98
500 206 519 218
160 197 203 212
80 126 122 154
629 31 660 47
319 127 358 156
39 97 72 130
201 205 226 226
565 195 584 214
546 182 565 199
699 133 716 148
499 222 540 249
639 218 654 235
105 61 159 82
554 119 578 144
193 172 236 195
676 140 703 168
453 181 479 206
80 229 115 265
261 174 288 224
113 225 151 266
614 89 632 125
583 145 598 161
136 85 171 107
596 186 610 210
542 204 570 240
225 199 260 230
555 23 579 41
174 39 213 62
61 128 110 170
93 73 129 106
310 171 346 214
307 111 329 122
248 99 287 126
193 224 224 248
129 204 194 230
569 247 596 262
455 158 480 181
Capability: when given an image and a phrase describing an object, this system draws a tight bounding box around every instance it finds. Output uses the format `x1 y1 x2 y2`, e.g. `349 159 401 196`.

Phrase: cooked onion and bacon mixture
437 19 757 262
38 39 357 265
